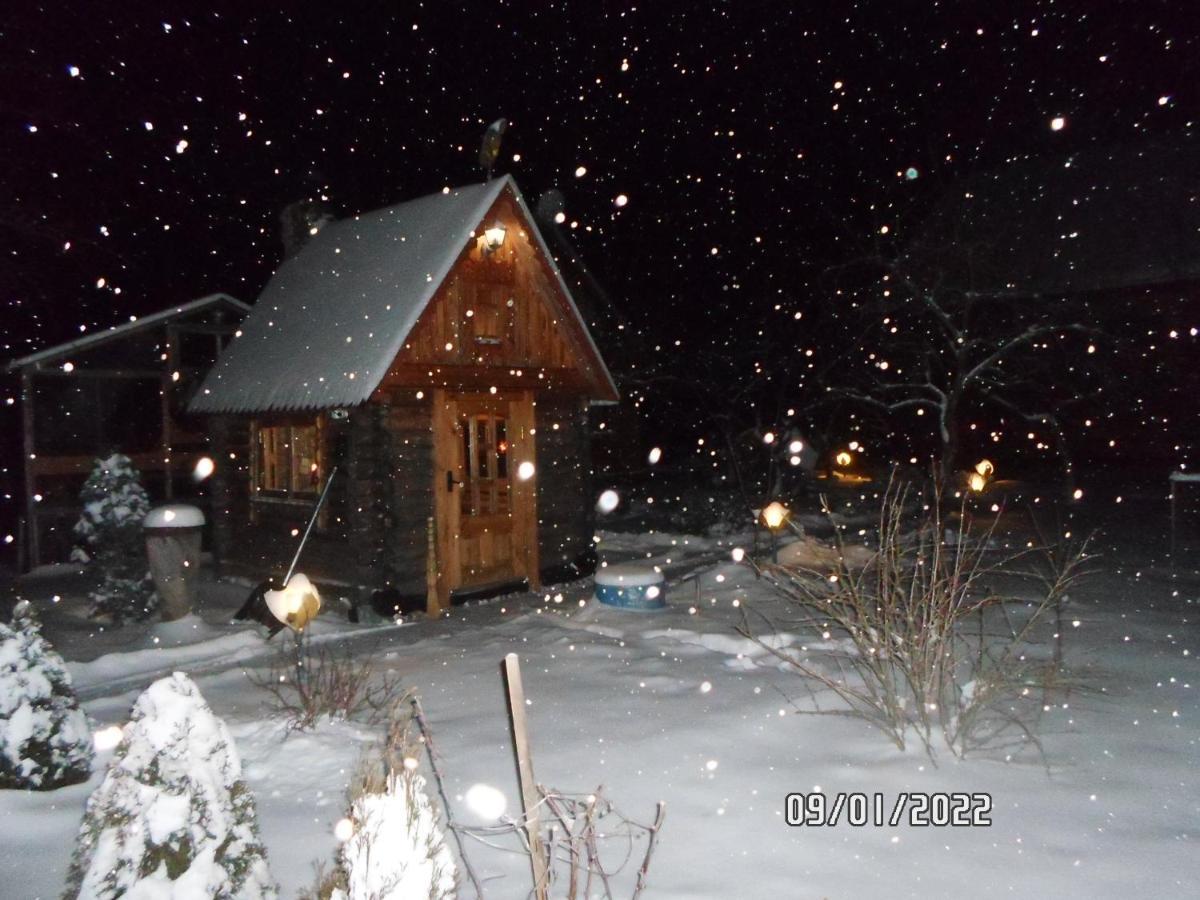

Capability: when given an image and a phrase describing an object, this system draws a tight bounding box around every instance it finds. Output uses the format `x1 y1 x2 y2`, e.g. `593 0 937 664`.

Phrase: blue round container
594 563 667 610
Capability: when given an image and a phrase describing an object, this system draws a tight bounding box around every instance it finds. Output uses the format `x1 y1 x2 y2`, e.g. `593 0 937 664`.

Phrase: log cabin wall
375 393 435 595
534 396 595 578
208 412 356 586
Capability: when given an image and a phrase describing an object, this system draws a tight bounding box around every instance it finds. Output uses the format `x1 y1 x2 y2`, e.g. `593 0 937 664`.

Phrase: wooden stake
502 653 549 900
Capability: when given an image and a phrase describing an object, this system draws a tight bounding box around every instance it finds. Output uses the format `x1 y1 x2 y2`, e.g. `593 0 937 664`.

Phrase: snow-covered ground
2 518 1198 898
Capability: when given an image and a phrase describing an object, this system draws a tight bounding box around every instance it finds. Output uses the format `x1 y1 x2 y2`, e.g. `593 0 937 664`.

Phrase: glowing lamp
967 472 987 492
974 459 994 478
761 501 789 531
263 572 321 632
482 224 507 254
835 451 853 467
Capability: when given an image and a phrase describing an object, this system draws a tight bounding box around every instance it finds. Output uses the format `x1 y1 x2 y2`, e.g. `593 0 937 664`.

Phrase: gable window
254 421 321 498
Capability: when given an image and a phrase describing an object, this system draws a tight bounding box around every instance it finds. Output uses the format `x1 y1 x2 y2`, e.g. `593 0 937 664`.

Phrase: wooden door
431 389 539 611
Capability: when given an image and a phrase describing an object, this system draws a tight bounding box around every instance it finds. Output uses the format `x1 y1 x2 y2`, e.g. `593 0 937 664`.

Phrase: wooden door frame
429 387 540 614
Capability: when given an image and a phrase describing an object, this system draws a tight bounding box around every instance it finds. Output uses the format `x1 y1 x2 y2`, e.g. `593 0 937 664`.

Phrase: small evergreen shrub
63 672 277 899
0 602 93 790
73 453 156 622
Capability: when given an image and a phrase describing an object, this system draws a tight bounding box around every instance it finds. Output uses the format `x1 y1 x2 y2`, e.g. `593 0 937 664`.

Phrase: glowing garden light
835 451 853 467
974 459 994 478
761 501 789 531
967 472 987 492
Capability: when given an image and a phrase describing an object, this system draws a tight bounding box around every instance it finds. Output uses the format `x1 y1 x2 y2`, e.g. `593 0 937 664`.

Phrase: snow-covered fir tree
63 672 277 899
73 453 156 622
0 601 93 790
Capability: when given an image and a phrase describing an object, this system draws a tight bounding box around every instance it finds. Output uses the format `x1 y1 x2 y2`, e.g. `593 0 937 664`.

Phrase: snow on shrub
333 768 458 900
64 672 277 899
308 707 456 900
0 602 93 790
73 453 156 622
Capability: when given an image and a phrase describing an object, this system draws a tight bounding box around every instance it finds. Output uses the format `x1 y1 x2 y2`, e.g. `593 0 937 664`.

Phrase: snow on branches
0 602 93 791
64 672 277 899
73 453 156 622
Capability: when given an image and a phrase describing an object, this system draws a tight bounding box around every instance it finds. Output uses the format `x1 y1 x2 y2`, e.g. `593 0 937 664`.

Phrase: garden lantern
761 501 789 562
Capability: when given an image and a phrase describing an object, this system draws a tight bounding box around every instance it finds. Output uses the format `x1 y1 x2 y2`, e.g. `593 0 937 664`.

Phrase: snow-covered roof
4 293 249 371
190 176 616 413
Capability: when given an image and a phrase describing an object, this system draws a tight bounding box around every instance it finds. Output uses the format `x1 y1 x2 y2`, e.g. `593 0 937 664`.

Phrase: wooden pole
20 369 40 570
502 653 549 900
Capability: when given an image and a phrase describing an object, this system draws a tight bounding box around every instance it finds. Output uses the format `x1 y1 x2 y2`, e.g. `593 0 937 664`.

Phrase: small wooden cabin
190 177 618 614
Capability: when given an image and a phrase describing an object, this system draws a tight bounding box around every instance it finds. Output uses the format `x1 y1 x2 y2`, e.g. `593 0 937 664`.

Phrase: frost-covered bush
0 602 93 790
73 453 156 622
332 768 457 900
310 708 456 900
64 672 277 899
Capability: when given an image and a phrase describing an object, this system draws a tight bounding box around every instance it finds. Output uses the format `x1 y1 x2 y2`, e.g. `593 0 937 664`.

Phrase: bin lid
145 504 206 528
594 562 665 587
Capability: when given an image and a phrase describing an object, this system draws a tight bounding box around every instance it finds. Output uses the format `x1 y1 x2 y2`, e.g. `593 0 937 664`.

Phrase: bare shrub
249 634 401 731
740 477 1091 761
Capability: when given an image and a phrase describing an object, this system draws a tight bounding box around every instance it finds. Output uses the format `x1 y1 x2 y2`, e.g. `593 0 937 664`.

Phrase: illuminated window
255 422 320 496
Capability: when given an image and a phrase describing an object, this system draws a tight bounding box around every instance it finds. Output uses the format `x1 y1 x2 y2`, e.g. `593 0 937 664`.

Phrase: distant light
193 456 215 482
763 432 775 445
554 211 566 224
596 489 619 513
1158 95 1170 106
761 501 789 531
175 139 188 154
574 165 587 178
789 455 802 466
1073 488 1084 500
93 725 124 752
68 65 80 77
334 818 355 841
614 194 628 207
788 440 804 453
648 447 662 465
144 121 154 131
1050 116 1066 131
517 461 536 481
465 783 507 819
731 547 746 562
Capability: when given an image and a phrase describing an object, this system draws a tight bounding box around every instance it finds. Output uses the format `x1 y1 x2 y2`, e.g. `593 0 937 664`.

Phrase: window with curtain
255 421 320 497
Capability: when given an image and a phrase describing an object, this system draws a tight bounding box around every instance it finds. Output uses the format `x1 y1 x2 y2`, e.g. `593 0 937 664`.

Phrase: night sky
2 2 1198 528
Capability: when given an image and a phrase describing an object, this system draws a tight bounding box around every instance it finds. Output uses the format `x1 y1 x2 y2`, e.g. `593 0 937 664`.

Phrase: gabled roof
190 176 617 413
4 293 248 371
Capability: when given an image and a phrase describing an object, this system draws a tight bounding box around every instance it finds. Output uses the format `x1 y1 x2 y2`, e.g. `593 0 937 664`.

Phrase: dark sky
1 1 1197 533
3 1 1195 357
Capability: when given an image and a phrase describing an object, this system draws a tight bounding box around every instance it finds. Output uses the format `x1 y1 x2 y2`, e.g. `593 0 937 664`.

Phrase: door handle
446 470 463 492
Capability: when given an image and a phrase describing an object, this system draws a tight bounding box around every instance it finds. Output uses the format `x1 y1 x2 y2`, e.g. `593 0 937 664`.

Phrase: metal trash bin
144 504 205 622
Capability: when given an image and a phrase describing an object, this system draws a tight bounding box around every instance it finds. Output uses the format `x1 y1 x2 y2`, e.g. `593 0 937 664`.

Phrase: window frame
250 415 325 508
